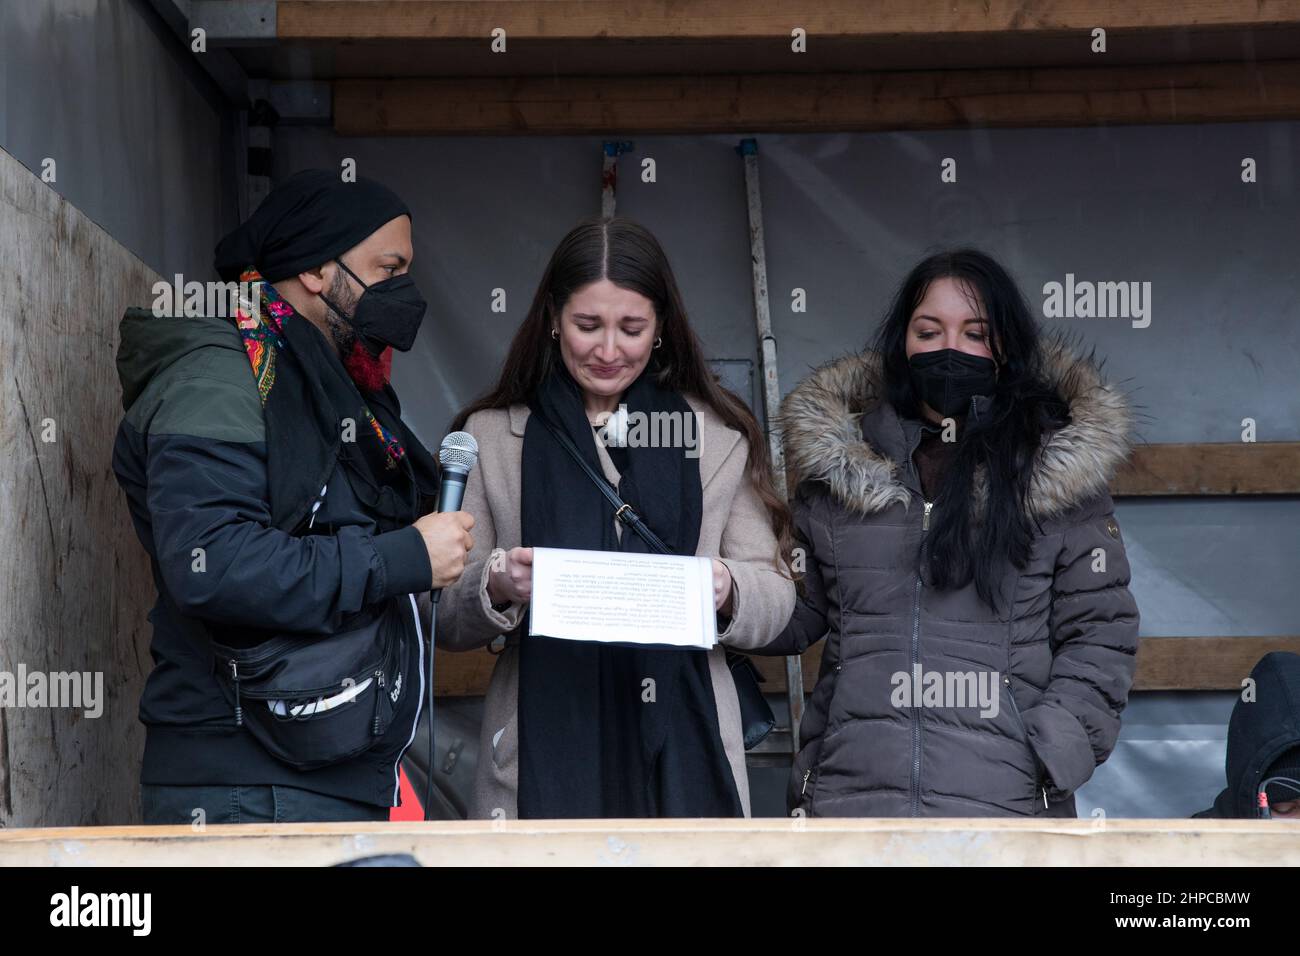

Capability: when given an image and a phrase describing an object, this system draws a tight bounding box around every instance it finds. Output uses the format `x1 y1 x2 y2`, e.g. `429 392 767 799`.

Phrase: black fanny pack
209 599 413 771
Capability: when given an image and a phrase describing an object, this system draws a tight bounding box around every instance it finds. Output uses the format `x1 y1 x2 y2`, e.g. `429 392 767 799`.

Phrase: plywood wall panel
0 147 157 827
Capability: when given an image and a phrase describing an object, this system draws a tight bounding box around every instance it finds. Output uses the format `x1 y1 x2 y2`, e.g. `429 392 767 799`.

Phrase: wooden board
434 646 500 697
280 1 1300 41
0 148 158 828
436 637 1300 698
1131 637 1300 691
750 637 1300 694
1115 442 1300 495
235 28 1300 80
333 61 1300 135
3 817 1299 866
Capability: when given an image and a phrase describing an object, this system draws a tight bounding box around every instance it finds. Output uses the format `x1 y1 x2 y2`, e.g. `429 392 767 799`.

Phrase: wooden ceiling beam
281 0 1300 42
334 61 1300 135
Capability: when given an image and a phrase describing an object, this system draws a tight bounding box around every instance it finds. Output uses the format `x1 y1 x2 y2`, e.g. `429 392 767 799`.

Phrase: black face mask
322 257 427 354
908 348 998 418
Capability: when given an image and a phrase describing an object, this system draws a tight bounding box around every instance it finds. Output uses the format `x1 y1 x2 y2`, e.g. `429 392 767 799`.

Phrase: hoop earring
551 328 559 341
654 336 663 349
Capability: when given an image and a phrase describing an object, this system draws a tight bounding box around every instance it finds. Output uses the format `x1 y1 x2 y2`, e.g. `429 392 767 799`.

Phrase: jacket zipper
1003 675 1048 811
392 593 426 805
800 767 817 815
910 500 933 816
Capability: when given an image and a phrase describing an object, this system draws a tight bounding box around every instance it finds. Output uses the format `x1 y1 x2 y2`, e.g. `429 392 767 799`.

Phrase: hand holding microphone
414 511 474 590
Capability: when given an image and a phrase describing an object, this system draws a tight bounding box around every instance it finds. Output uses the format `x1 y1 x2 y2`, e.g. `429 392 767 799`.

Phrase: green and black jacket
112 309 433 807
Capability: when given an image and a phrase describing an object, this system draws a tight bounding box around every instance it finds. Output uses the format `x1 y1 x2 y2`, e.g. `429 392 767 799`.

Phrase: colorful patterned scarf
233 268 407 469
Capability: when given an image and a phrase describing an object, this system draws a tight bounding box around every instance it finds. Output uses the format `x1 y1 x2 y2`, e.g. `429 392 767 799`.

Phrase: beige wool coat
435 396 796 818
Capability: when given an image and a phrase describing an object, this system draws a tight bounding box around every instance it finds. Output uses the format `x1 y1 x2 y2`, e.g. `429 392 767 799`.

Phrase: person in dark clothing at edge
113 170 475 824
1194 652 1300 819
754 249 1140 817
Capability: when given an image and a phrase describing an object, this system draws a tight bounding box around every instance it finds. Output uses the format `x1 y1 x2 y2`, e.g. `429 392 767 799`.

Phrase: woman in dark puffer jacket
759 249 1140 818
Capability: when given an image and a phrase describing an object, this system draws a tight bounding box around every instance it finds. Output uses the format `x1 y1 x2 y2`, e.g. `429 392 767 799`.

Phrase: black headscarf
215 169 410 283
516 361 743 819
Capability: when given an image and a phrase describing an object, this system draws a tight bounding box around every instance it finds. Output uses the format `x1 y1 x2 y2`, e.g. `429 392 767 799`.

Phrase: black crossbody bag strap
535 411 776 750
535 413 671 554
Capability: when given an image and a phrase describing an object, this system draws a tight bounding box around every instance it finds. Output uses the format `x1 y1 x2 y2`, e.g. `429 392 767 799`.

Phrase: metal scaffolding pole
739 138 804 756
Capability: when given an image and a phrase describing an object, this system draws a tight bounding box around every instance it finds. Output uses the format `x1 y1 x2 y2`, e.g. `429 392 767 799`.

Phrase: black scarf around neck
517 362 743 819
267 307 440 536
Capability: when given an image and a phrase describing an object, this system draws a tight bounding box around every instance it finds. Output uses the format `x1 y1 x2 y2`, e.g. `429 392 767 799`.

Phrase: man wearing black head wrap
112 170 474 823
214 169 424 393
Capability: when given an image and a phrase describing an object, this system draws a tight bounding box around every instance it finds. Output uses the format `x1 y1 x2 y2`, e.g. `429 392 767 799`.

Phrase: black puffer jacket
759 338 1140 817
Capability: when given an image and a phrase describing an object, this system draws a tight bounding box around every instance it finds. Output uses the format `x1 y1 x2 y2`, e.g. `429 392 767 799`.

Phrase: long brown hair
450 216 794 576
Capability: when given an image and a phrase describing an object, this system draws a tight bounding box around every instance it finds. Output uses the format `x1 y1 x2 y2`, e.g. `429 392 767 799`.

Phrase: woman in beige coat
437 217 796 819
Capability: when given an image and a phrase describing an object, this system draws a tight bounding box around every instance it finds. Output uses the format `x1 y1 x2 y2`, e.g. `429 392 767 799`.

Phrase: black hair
872 249 1070 611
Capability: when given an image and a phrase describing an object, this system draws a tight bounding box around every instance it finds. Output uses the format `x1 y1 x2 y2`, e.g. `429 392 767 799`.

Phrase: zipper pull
922 501 934 531
230 661 243 727
307 484 328 530
1042 787 1049 810
801 769 812 796
372 670 385 736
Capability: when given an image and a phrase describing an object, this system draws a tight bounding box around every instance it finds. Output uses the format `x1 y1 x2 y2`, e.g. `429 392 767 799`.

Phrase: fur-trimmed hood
777 334 1134 520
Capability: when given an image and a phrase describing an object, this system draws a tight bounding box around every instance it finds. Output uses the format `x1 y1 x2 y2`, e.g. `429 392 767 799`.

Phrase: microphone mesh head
439 431 479 474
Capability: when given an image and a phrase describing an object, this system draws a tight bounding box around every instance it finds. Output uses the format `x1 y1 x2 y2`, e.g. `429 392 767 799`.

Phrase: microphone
431 431 479 607
424 431 479 822
436 431 479 514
